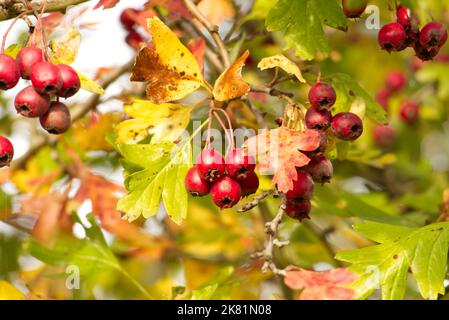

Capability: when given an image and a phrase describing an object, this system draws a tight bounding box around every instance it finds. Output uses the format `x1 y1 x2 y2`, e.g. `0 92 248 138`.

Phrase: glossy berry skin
210 176 242 209
378 23 407 52
239 171 259 197
14 86 50 118
285 170 314 202
308 82 337 109
331 112 363 141
305 107 332 131
30 61 62 94
39 101 71 134
385 71 407 93
397 6 412 28
285 200 311 222
305 155 333 184
0 136 14 168
120 8 139 30
196 149 226 182
57 64 80 98
16 46 44 79
185 166 211 197
225 148 256 180
342 0 368 18
126 30 144 49
399 100 420 125
373 124 396 146
0 54 20 90
419 22 448 49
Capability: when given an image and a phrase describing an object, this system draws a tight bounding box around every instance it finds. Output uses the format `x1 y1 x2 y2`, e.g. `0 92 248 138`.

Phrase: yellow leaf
4 44 21 58
50 28 81 65
115 98 193 144
258 54 305 83
213 50 250 101
0 281 24 300
77 72 105 95
130 17 204 103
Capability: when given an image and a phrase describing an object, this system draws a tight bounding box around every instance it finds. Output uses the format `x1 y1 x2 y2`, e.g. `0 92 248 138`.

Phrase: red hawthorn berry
373 124 396 146
308 82 337 109
284 200 312 222
399 100 420 125
125 30 144 49
30 61 62 94
378 23 407 52
39 101 71 134
120 8 140 30
419 22 448 49
285 170 314 202
225 148 256 180
210 176 242 209
185 166 211 197
342 0 368 18
0 135 14 168
0 54 20 90
385 71 407 93
331 112 364 141
196 149 226 182
14 86 50 118
16 46 44 80
376 88 390 111
239 171 259 197
413 41 440 61
305 155 333 184
57 64 81 98
305 107 332 131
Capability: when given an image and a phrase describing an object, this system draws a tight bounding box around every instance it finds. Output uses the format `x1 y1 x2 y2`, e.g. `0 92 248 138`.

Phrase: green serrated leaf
266 0 347 61
336 221 449 300
330 73 388 124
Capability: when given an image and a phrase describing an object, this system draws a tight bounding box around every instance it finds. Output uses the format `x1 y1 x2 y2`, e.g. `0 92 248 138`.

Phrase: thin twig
238 189 275 212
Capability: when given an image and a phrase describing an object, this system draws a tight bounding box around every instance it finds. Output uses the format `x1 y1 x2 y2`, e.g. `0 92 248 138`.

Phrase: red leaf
284 267 358 300
187 38 206 74
145 0 193 20
244 128 321 193
94 0 120 10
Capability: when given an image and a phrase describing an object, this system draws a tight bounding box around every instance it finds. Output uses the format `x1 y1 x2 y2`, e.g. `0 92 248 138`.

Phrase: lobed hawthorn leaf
49 28 81 65
130 17 205 103
336 221 449 300
213 50 250 102
266 0 348 61
244 128 321 193
258 54 306 83
117 139 192 224
115 98 193 144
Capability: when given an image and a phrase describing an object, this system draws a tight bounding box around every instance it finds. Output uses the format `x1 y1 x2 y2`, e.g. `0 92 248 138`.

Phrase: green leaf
336 221 449 300
330 73 388 124
416 63 449 100
117 139 192 224
77 72 105 95
4 44 21 58
243 0 277 22
266 0 347 61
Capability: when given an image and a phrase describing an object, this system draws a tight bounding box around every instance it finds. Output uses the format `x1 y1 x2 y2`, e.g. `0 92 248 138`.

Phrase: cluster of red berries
378 5 448 61
0 46 81 167
185 148 259 209
305 82 364 142
120 8 145 49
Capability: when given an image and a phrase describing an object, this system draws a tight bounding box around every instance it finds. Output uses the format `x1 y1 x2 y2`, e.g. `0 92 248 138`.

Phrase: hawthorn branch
0 0 88 21
11 58 134 170
182 0 231 68
238 189 277 212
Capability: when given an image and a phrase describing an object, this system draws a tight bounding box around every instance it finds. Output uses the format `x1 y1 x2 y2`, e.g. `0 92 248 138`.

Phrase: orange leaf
187 38 206 75
94 0 120 9
244 128 321 193
197 0 235 26
284 267 358 300
213 50 250 101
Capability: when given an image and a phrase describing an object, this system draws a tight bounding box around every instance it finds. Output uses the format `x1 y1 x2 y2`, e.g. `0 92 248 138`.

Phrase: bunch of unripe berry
120 8 145 49
185 148 259 209
0 45 81 168
378 5 448 61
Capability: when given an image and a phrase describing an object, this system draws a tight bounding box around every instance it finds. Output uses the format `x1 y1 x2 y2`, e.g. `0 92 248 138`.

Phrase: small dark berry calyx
14 86 51 118
308 82 337 109
0 54 20 90
0 135 14 168
305 107 332 131
210 176 242 209
413 41 439 61
57 64 81 98
239 171 259 197
185 166 211 197
196 149 226 182
378 23 407 52
285 170 315 203
399 100 420 125
419 22 448 49
225 148 256 180
39 101 71 134
305 155 333 184
331 112 363 141
30 61 62 94
16 45 44 80
373 124 396 146
342 0 368 18
284 200 312 222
